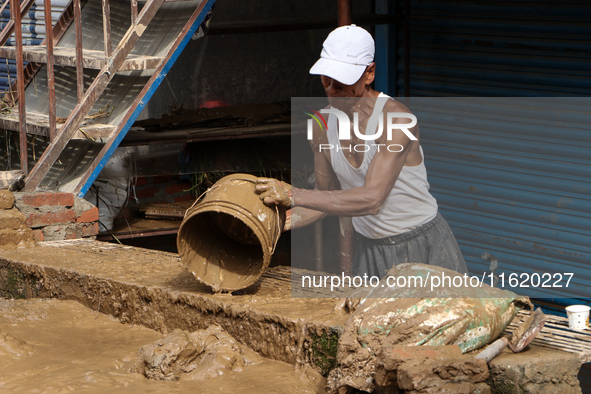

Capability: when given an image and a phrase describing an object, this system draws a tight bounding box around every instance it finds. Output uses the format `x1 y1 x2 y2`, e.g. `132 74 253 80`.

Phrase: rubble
132 325 263 381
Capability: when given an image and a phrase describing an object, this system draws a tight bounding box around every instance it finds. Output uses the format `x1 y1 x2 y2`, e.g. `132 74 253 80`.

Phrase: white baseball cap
309 25 375 86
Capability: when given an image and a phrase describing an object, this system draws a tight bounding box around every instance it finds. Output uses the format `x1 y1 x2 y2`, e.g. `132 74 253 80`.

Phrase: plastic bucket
177 174 285 292
565 305 590 330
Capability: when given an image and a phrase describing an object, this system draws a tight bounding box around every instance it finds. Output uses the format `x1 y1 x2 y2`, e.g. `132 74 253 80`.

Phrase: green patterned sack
327 263 532 393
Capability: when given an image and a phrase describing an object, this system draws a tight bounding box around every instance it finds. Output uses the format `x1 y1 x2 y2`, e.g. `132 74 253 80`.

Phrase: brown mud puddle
0 298 325 393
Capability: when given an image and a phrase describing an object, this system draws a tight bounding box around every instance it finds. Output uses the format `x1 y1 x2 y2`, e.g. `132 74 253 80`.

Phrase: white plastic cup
565 305 590 330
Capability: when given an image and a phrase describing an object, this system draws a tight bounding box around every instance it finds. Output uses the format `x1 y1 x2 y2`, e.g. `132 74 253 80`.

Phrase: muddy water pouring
177 174 285 292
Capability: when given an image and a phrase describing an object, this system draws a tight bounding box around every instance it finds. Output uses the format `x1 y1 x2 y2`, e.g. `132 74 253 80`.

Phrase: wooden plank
122 123 291 145
0 111 115 139
96 218 182 241
0 47 164 71
138 201 194 219
23 0 167 192
503 309 591 362
0 170 25 191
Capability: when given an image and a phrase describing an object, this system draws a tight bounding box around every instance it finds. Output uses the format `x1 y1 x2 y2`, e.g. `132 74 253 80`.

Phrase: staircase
0 0 215 196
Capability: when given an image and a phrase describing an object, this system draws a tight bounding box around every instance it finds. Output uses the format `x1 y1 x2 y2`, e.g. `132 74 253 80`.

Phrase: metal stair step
0 46 163 71
0 110 116 140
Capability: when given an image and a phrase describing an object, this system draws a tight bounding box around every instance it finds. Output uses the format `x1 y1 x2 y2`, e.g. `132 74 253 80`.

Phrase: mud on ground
0 298 325 393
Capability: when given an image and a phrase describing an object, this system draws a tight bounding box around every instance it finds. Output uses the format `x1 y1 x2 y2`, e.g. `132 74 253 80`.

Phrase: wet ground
0 298 325 393
0 240 348 369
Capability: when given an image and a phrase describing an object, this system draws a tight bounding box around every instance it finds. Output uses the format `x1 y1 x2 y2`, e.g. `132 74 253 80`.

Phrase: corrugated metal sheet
396 0 591 97
393 1 591 304
0 0 68 92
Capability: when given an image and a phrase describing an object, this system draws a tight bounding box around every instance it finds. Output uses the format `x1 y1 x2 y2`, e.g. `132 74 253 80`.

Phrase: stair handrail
23 0 167 191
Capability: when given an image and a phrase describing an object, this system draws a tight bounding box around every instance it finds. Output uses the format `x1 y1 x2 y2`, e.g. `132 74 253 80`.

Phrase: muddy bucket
177 174 285 292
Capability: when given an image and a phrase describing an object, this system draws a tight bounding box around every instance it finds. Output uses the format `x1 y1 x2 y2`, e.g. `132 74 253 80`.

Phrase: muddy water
0 298 325 393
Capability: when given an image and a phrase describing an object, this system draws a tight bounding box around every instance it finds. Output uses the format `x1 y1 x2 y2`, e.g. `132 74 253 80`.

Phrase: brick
80 222 99 237
165 182 192 195
174 195 194 203
135 186 158 199
32 229 44 243
0 190 15 209
77 207 99 223
26 210 76 228
22 192 74 208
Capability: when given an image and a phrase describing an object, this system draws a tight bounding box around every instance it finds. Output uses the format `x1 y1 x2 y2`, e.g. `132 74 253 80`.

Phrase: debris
475 308 546 362
373 345 463 390
131 325 263 381
327 264 531 393
0 171 25 192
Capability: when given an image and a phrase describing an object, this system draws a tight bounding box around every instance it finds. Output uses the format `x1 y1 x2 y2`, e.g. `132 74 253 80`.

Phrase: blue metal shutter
394 0 591 304
0 0 68 92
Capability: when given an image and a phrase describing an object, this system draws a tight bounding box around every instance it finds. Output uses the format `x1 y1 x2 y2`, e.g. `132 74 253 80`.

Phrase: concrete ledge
489 345 582 394
0 240 347 370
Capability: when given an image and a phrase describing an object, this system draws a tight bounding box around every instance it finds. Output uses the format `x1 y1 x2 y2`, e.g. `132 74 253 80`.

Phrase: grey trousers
353 212 468 278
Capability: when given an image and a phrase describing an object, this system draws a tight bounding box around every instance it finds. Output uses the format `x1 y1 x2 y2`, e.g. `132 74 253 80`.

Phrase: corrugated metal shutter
0 0 68 92
393 0 591 304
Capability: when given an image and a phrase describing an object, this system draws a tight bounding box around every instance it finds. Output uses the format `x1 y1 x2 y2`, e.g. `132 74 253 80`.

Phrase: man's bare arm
289 134 343 229
256 119 340 230
292 112 417 216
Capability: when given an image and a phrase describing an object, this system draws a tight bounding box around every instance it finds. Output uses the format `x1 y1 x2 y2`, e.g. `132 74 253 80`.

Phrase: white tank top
326 93 438 238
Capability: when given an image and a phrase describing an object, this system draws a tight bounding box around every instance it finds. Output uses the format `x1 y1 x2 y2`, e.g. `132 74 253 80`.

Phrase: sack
327 263 531 393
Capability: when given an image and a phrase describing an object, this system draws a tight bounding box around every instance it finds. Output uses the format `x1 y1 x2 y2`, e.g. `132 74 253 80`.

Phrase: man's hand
255 178 292 208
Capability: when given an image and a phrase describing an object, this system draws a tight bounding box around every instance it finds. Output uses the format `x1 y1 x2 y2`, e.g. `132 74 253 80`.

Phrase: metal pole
314 220 324 272
131 0 138 24
339 217 354 276
44 0 56 141
74 0 84 103
102 0 111 57
337 0 354 275
11 0 27 173
338 0 352 26
404 0 410 97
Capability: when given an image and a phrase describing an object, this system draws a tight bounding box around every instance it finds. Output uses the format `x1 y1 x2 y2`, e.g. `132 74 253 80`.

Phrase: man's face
321 75 366 98
320 63 375 109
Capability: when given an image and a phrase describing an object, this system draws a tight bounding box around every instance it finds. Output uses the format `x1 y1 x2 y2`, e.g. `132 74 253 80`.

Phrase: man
256 25 467 277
